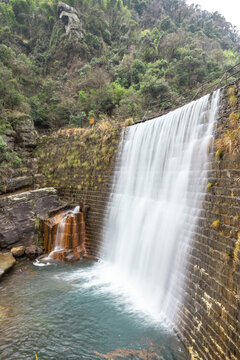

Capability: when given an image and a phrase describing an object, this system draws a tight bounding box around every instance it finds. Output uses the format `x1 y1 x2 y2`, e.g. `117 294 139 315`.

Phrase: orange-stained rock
42 207 86 262
50 249 68 261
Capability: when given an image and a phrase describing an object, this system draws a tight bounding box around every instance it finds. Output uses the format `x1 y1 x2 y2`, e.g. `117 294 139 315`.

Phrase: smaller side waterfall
43 206 86 261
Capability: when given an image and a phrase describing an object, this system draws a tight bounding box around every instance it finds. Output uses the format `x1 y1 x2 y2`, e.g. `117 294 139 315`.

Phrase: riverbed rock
0 252 16 277
65 252 79 262
11 246 25 257
25 245 43 259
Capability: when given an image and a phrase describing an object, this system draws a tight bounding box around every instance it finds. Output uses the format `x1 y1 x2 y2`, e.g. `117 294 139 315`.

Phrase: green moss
206 183 213 189
215 149 223 159
229 95 237 107
36 121 121 190
229 112 239 122
38 237 43 246
227 86 236 97
211 220 220 230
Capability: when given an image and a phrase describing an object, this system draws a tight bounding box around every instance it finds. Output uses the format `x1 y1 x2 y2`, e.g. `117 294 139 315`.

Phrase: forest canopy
0 0 239 129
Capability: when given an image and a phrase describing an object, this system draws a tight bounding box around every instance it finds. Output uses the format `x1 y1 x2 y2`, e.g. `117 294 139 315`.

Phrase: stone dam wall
177 81 240 360
36 80 240 360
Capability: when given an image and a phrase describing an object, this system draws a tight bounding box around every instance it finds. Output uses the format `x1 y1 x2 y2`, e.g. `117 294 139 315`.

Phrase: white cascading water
100 90 220 323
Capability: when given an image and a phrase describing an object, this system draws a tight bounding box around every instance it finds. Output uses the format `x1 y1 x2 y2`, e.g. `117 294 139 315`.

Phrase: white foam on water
33 259 52 267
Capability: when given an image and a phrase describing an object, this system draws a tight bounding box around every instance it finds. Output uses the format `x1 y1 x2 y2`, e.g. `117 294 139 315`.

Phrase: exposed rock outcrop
0 113 41 195
12 113 37 149
0 188 62 250
57 2 83 38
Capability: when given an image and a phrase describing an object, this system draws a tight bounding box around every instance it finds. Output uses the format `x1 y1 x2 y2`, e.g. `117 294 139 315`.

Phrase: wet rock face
49 245 85 262
0 188 62 250
0 253 16 278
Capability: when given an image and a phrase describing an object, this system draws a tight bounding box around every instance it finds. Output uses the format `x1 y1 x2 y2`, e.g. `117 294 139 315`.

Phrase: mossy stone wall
36 121 121 257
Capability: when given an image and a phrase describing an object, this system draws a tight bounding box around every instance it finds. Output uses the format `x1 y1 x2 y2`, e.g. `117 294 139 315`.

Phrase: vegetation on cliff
0 0 239 134
216 85 240 154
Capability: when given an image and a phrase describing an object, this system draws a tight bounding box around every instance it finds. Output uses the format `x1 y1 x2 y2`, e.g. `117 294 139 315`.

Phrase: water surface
0 260 187 359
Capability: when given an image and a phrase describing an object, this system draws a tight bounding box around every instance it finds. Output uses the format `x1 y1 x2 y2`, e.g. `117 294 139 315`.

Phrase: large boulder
0 252 16 278
0 188 62 250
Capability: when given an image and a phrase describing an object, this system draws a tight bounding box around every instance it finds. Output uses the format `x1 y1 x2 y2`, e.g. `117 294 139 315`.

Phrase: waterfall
100 90 220 323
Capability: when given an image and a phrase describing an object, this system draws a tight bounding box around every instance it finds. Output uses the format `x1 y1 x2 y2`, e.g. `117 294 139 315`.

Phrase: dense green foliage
0 0 239 130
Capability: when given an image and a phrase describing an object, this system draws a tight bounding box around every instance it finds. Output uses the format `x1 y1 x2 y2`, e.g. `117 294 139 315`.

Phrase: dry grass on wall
36 120 123 191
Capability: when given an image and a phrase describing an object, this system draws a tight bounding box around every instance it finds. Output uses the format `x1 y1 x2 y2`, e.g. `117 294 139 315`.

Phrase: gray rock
0 188 62 250
0 176 33 194
25 245 43 259
12 114 37 148
2 129 16 150
57 2 78 17
35 195 60 215
57 2 83 38
0 215 19 248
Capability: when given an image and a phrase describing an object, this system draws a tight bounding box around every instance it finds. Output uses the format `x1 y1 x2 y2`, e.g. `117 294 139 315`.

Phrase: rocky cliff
0 113 43 196
0 188 61 250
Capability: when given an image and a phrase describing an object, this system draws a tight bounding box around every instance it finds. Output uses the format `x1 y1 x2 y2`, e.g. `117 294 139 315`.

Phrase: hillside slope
0 0 240 191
